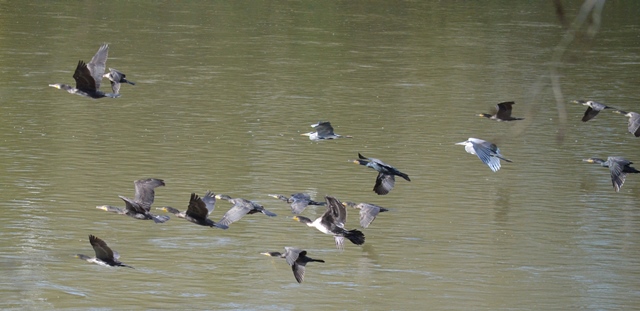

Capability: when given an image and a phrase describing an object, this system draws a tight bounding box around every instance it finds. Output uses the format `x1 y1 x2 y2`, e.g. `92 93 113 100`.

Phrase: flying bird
293 196 365 249
456 138 512 172
49 44 119 99
353 153 410 195
573 100 615 122
342 201 389 228
103 68 135 95
478 101 524 121
157 191 227 229
215 194 277 227
269 193 326 214
583 157 639 192
613 110 640 137
301 121 351 141
261 247 324 283
76 235 132 268
96 178 169 223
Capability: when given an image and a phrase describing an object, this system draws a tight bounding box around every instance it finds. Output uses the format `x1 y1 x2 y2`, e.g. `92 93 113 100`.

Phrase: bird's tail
495 154 513 163
345 229 365 245
397 171 411 182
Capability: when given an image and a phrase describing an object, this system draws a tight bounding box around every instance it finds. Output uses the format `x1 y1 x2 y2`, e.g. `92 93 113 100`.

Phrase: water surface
1 1 639 310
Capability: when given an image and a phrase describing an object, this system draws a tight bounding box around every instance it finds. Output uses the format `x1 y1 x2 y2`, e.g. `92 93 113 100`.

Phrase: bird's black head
157 206 180 215
583 158 605 165
260 251 283 258
215 194 233 201
49 83 73 91
292 216 312 224
353 159 368 166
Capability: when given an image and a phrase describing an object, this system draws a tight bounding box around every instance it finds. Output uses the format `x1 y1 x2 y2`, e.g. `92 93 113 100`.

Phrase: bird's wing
218 203 250 226
186 193 209 220
109 80 121 94
291 262 305 283
73 60 96 91
628 113 640 137
119 195 147 214
472 143 501 172
495 101 514 119
608 158 628 192
591 102 609 111
283 247 302 266
325 196 347 227
314 122 335 137
133 178 165 210
290 193 311 214
359 204 380 228
201 191 216 214
582 107 600 122
87 44 109 90
374 172 395 195
89 235 114 261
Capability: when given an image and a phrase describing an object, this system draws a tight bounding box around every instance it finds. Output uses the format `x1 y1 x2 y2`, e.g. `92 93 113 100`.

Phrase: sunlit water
1 1 639 310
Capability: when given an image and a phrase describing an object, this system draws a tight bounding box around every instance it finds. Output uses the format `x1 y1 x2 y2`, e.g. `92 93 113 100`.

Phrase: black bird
76 235 132 268
96 178 169 223
103 68 135 95
613 110 640 137
583 157 639 192
574 100 615 122
293 196 365 249
261 247 325 283
49 44 119 99
342 201 389 228
269 193 326 214
215 194 277 227
157 191 228 229
353 153 410 195
478 101 524 121
301 121 352 141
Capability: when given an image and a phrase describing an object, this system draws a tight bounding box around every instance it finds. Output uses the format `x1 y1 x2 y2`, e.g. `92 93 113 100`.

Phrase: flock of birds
55 44 638 283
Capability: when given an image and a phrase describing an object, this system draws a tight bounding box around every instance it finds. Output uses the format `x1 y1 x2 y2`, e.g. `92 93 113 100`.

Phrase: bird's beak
95 205 108 211
260 252 270 256
300 133 311 136
352 160 360 164
341 202 347 207
48 84 61 89
292 216 299 221
157 207 168 211
455 141 466 145
268 194 278 199
583 159 595 163
214 195 222 199
572 100 585 104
